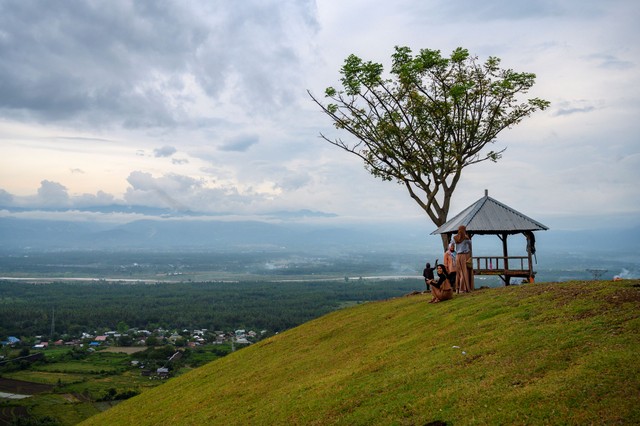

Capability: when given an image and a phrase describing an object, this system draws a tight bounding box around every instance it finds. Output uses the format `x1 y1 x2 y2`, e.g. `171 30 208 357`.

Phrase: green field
81 280 639 425
0 344 231 425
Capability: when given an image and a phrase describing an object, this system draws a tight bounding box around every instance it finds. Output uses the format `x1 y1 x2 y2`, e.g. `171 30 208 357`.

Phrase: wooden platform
474 269 532 278
470 256 535 283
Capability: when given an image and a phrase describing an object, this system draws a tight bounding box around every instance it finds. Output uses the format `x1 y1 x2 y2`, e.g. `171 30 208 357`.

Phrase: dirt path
101 346 147 354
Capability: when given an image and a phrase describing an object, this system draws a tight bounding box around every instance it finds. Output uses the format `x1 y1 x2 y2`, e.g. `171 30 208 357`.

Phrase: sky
0 0 639 233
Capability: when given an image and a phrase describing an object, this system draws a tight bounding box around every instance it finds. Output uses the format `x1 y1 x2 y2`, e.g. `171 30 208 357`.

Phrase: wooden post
526 231 534 283
502 233 510 285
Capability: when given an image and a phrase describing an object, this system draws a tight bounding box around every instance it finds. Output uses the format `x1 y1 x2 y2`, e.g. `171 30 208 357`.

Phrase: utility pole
50 307 55 339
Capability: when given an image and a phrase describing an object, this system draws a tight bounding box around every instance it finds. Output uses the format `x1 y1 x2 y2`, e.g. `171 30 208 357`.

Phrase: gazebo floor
474 269 533 278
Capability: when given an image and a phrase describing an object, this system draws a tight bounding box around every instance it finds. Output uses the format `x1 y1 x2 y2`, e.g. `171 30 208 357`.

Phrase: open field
84 280 640 425
0 378 54 395
0 343 234 425
100 347 147 355
2 278 638 424
1 371 85 386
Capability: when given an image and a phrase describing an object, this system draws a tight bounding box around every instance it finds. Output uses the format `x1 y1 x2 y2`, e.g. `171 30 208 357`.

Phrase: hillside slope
82 280 640 425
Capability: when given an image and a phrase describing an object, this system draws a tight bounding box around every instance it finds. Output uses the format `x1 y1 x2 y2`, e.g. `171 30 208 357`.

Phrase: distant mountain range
0 204 339 219
0 216 431 253
0 210 638 259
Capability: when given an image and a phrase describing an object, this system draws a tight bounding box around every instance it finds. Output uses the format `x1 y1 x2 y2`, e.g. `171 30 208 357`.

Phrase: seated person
425 264 453 303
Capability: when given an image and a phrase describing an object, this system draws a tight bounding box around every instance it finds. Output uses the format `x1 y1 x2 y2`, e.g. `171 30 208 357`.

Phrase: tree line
0 279 422 339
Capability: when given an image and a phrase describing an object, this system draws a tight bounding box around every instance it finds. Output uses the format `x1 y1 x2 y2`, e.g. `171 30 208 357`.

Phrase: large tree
309 46 549 249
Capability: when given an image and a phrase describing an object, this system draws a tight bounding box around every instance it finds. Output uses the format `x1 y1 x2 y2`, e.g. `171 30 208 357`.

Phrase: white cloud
0 189 13 205
552 100 598 116
219 135 259 152
37 180 70 207
74 190 116 207
154 145 177 158
0 0 637 234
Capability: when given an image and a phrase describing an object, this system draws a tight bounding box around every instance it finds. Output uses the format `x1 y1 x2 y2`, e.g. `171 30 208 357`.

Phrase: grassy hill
82 280 639 425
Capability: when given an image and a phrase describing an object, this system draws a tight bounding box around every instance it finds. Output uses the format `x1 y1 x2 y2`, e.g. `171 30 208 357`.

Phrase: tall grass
82 280 640 425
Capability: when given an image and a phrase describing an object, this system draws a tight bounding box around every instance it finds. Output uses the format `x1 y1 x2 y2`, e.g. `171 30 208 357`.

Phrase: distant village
0 328 268 378
2 327 267 350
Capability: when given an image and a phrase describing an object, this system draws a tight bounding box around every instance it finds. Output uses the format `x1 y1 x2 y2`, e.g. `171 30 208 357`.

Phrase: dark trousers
448 272 457 289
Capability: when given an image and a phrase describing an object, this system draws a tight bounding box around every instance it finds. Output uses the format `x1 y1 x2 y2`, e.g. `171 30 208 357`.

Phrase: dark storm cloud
0 0 319 128
192 1 319 114
0 1 201 125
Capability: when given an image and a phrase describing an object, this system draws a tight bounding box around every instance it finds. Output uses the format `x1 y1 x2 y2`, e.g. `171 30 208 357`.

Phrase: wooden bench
470 256 534 284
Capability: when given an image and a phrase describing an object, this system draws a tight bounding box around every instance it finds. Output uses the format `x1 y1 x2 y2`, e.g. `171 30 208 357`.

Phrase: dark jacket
422 263 435 281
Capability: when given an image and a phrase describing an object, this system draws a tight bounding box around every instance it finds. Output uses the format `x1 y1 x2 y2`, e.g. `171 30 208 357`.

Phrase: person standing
422 262 436 292
443 243 457 291
453 225 474 293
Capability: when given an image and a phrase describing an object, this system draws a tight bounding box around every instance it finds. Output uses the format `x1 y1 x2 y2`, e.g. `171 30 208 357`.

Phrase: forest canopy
0 279 421 338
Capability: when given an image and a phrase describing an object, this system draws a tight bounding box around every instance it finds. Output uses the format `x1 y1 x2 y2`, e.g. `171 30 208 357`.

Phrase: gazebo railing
471 256 531 274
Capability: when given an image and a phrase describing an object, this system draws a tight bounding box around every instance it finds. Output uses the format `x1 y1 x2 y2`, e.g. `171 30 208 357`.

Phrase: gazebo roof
431 190 549 235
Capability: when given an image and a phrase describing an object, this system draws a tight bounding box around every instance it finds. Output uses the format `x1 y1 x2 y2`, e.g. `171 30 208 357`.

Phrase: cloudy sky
1 0 638 232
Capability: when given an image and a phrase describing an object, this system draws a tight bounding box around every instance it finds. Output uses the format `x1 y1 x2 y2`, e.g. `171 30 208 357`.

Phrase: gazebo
432 190 548 285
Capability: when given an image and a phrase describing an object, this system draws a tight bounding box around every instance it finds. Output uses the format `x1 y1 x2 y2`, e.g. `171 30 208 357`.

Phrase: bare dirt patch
101 346 147 354
0 378 53 395
512 280 640 305
0 406 29 425
604 286 640 306
61 393 80 402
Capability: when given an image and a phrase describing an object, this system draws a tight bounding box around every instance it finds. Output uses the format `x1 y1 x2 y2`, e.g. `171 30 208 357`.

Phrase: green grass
35 362 122 374
3 370 87 385
27 394 103 425
1 349 164 425
28 351 130 377
80 280 640 425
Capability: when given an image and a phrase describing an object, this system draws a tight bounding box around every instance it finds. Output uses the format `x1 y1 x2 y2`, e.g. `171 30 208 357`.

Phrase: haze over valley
1 214 638 284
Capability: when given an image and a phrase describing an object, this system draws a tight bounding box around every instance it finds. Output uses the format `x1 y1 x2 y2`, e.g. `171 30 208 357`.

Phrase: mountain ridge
1 216 639 255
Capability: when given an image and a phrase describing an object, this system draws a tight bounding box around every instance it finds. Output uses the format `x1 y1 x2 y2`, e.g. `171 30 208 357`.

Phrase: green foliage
63 347 89 361
136 345 176 362
1 346 183 425
84 280 639 425
143 336 158 347
116 322 128 334
186 344 232 368
8 415 59 425
116 335 132 347
0 279 422 337
98 387 139 402
310 46 550 230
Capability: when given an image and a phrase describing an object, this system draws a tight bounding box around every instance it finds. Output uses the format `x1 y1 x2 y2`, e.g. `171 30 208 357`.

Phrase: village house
0 336 21 347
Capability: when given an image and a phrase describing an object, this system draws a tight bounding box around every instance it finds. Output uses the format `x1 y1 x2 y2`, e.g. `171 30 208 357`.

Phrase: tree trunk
440 234 450 252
